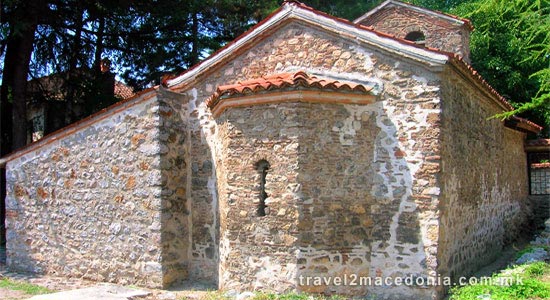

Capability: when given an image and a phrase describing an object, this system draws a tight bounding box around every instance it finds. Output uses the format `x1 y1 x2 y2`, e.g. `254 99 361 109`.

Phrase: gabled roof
163 1 539 133
0 1 543 168
27 68 135 102
353 0 473 31
114 81 136 99
164 0 450 90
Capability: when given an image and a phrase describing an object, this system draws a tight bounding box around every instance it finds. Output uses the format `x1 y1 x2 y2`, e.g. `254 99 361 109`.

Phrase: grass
449 261 550 300
0 277 53 295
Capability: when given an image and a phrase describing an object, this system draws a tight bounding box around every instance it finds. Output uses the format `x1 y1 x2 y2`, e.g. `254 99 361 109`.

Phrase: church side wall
4 91 188 288
438 68 529 281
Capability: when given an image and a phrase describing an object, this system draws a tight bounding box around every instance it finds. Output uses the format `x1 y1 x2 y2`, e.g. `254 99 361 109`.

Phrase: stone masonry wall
157 89 191 286
214 104 302 292
173 22 445 299
438 68 529 282
358 6 471 63
5 90 190 288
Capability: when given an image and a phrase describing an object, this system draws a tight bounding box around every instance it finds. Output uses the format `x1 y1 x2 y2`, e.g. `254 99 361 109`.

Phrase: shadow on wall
157 91 192 287
1 168 6 250
293 102 432 299
214 100 433 298
186 88 221 287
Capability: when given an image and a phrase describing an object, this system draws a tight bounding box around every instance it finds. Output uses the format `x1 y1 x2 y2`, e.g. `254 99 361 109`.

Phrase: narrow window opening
405 31 426 45
256 160 270 217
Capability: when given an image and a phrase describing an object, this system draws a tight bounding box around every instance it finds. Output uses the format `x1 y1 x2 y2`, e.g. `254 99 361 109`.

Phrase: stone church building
0 1 543 299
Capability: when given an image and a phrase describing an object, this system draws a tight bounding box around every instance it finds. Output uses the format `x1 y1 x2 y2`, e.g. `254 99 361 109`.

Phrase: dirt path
0 288 29 300
0 266 214 300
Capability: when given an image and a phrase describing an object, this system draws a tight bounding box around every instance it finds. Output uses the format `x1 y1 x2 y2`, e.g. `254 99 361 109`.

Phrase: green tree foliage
451 0 550 136
0 0 280 144
300 0 382 20
2 0 549 151
406 0 549 136
409 0 470 12
114 0 279 88
0 0 279 244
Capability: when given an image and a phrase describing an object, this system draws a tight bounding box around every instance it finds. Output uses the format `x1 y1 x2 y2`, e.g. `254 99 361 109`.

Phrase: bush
449 262 550 300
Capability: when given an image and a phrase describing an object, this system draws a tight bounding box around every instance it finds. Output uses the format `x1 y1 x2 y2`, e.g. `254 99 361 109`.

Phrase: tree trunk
0 0 44 246
1 1 44 150
191 12 200 65
94 17 106 72
65 7 85 126
11 28 37 148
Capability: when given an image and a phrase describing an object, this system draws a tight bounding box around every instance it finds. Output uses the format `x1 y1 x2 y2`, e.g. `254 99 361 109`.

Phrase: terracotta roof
281 2 528 126
115 81 136 99
163 1 450 89
27 71 135 103
510 116 543 133
502 115 543 134
525 139 550 152
206 71 375 109
447 56 514 111
166 1 539 132
531 162 550 169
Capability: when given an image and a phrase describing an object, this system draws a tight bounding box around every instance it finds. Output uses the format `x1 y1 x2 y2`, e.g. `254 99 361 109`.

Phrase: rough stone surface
530 195 550 230
5 90 189 288
358 4 471 63
2 5 533 300
157 89 191 286
530 217 550 247
173 22 444 299
438 67 530 285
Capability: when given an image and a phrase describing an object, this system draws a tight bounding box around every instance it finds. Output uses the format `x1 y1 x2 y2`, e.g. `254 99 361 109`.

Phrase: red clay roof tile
114 81 136 99
531 162 550 169
508 115 544 133
206 71 375 109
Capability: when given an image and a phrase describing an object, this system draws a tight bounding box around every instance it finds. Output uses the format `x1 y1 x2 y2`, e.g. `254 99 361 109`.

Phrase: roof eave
505 116 543 134
446 57 542 134
525 139 550 152
0 87 160 168
448 56 515 112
